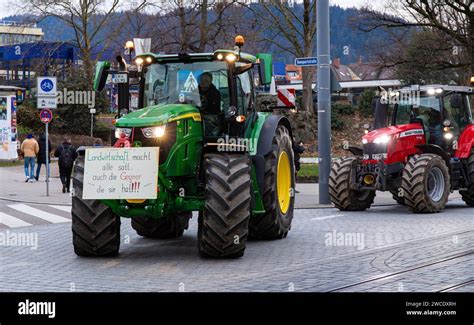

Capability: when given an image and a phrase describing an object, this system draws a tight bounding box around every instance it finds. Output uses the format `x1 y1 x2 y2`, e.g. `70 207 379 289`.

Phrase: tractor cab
373 85 473 152
393 85 472 150
135 51 257 142
93 36 276 152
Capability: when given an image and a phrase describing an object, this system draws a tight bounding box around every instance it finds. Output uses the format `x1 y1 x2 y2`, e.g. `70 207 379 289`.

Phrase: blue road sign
40 79 54 92
295 57 318 66
37 77 57 97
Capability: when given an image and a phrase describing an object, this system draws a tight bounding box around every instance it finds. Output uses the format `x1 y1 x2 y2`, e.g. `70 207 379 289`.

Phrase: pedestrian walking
35 133 52 181
293 139 305 193
20 134 39 183
54 138 77 193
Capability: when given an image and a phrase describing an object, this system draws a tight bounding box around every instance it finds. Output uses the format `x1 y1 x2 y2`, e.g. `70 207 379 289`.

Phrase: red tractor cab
329 85 474 213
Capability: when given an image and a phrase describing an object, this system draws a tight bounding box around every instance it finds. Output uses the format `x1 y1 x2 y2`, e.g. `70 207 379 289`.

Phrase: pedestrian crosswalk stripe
7 204 70 224
0 212 32 228
47 205 72 213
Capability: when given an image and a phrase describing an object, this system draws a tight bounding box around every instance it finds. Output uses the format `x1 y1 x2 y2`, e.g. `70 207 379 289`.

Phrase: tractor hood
115 104 200 128
363 124 424 143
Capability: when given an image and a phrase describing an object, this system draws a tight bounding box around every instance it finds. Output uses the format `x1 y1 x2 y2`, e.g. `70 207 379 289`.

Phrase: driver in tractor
416 106 442 146
198 72 222 136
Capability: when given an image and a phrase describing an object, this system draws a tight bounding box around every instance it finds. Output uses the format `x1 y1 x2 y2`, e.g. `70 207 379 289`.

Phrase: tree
153 0 250 53
24 0 146 87
359 0 474 85
246 1 317 112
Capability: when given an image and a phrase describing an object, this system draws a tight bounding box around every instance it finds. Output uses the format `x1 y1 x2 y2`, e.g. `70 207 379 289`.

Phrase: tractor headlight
373 134 391 144
444 132 454 140
115 127 132 139
142 125 166 138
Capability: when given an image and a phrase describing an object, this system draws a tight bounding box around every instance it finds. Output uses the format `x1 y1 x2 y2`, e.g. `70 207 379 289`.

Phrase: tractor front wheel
401 154 450 213
198 153 251 258
71 154 121 257
131 213 191 238
460 151 474 206
248 125 295 239
329 157 375 211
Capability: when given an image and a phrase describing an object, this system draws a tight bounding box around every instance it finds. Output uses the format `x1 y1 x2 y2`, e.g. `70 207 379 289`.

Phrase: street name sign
295 57 318 66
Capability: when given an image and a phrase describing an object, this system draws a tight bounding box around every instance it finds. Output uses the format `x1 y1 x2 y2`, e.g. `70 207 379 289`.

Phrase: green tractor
72 37 296 258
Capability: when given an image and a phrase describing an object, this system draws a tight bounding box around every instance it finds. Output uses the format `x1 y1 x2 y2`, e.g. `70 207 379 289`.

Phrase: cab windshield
143 61 229 110
393 95 442 126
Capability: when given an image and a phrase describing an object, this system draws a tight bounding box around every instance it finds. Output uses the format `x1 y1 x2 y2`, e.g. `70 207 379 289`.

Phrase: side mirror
373 97 389 129
93 61 111 91
256 53 273 85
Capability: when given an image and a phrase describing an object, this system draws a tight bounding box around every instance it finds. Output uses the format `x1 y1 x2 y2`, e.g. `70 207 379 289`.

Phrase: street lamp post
317 0 331 204
125 40 134 63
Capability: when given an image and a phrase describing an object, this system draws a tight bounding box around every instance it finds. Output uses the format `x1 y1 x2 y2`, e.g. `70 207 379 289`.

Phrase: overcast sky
0 0 382 19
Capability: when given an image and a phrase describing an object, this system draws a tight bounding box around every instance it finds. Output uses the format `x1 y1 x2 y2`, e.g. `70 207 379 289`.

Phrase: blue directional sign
295 57 318 66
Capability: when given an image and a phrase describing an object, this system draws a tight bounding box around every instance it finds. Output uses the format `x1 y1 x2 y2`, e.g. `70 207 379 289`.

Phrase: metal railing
0 21 38 28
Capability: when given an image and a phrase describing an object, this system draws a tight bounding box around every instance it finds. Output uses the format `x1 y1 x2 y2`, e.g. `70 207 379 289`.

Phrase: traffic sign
277 88 296 108
111 73 128 84
37 97 57 109
37 77 57 97
40 109 53 124
295 57 318 66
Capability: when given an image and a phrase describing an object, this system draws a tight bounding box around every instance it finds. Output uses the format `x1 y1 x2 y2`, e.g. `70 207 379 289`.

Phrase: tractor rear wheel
390 189 405 205
71 154 121 257
248 125 295 239
460 151 474 206
131 213 191 238
329 157 375 211
401 154 450 213
198 153 251 258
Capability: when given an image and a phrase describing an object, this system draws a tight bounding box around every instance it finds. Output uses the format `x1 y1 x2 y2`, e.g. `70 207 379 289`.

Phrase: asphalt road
0 198 473 292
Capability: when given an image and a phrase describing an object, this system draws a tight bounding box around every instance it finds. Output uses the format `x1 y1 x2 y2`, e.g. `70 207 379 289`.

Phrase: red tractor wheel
460 151 474 206
401 154 450 213
329 157 375 211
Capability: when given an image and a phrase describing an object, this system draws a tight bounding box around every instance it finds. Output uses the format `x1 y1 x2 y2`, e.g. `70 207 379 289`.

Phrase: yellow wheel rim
277 151 292 214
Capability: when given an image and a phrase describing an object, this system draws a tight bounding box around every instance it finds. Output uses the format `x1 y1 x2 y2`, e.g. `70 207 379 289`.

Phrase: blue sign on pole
294 57 318 66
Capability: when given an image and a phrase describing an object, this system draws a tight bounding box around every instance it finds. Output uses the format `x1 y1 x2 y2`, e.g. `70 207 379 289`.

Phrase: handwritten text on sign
82 147 159 199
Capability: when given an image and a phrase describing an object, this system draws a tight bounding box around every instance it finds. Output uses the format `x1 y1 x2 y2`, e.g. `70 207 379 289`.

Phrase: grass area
0 160 24 167
298 163 319 178
0 159 58 168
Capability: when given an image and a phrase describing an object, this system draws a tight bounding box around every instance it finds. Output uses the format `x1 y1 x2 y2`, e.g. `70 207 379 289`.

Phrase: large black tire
460 151 474 206
71 154 121 257
390 189 405 205
329 157 375 211
198 153 251 258
401 154 450 213
131 213 191 238
248 125 295 239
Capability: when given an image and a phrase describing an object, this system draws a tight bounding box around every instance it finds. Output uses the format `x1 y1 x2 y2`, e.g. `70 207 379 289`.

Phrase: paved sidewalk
0 164 463 207
0 162 71 205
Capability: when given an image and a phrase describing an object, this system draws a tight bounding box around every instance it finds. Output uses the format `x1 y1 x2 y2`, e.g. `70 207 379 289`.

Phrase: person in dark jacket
198 72 222 136
293 139 305 193
54 138 78 193
35 134 52 181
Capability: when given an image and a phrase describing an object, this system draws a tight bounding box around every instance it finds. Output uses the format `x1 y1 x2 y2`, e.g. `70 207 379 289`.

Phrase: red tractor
329 85 474 213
